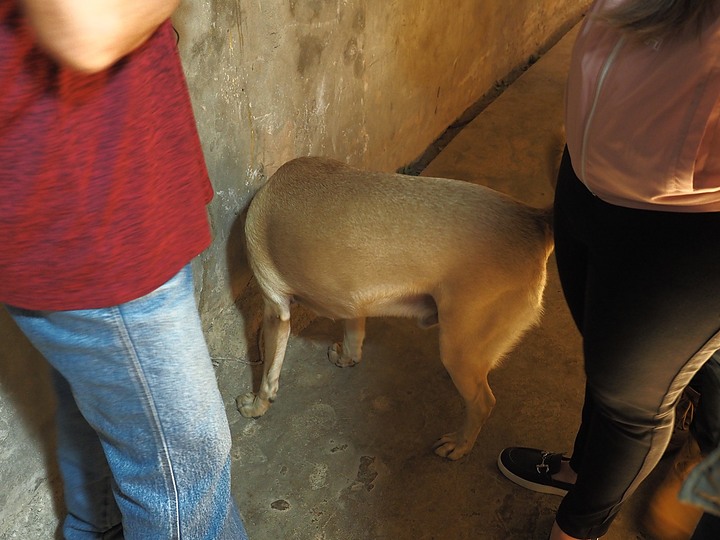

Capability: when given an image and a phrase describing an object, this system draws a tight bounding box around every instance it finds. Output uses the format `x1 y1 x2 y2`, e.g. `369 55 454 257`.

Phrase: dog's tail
547 127 566 191
539 128 564 252
538 205 554 256
541 205 553 233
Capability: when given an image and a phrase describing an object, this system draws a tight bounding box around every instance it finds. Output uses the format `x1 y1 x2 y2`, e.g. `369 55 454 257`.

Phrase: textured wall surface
0 1 590 536
173 0 589 357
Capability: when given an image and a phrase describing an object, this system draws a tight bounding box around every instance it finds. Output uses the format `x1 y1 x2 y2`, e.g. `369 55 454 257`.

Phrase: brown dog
238 156 554 460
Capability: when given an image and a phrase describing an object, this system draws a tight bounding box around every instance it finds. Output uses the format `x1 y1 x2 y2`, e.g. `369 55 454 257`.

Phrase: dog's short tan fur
238 156 554 460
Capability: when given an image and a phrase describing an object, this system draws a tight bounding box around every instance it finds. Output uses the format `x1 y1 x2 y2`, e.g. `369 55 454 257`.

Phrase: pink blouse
565 0 720 212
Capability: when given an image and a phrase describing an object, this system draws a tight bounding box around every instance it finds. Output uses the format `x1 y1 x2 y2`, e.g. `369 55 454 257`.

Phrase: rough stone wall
173 0 589 358
0 0 590 535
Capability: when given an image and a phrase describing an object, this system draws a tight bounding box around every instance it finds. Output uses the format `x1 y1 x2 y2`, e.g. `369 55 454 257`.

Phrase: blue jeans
682 442 720 539
7 265 248 540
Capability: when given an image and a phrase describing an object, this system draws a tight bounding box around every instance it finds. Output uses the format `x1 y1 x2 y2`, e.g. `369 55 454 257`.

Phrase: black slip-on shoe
498 447 574 496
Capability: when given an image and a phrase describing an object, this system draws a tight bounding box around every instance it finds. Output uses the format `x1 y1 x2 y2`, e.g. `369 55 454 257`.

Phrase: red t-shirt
0 2 213 310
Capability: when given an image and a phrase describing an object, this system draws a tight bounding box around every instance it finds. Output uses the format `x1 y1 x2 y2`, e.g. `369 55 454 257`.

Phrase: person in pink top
497 1 720 539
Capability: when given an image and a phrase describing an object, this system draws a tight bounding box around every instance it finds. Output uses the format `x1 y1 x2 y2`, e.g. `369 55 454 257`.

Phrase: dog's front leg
329 317 366 367
237 303 290 418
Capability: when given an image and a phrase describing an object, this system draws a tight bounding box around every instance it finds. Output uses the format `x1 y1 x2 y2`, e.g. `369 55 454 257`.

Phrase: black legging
689 352 720 455
552 149 720 538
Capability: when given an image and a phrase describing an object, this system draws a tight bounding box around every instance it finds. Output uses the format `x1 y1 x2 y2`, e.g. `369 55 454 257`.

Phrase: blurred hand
20 0 180 72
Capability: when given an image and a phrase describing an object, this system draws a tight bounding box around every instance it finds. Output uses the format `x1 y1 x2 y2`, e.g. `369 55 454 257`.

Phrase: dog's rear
239 156 553 460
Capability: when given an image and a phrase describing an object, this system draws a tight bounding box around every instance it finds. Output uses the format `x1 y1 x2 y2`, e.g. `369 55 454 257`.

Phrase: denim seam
110 305 182 540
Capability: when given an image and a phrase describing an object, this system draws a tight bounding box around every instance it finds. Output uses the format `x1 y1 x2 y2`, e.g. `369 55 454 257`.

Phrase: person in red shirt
0 1 249 538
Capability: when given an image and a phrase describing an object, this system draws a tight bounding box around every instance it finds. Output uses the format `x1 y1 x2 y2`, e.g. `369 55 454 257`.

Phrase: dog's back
246 156 553 321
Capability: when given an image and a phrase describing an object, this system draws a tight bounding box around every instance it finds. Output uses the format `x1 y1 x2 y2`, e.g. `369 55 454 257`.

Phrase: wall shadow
0 307 64 538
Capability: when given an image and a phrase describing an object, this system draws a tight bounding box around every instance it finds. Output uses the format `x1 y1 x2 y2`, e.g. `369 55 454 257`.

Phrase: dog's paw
236 392 271 418
328 343 359 367
432 432 471 461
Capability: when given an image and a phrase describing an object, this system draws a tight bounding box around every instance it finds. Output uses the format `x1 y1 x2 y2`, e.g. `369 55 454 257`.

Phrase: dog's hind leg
432 364 496 461
431 305 517 460
432 289 542 460
237 299 291 418
329 317 366 367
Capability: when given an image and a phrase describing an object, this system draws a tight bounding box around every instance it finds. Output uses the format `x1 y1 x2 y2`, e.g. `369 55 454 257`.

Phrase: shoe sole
496 453 570 496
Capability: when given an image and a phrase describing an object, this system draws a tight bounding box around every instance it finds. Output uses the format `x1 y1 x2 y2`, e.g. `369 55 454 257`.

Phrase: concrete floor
223 25 671 540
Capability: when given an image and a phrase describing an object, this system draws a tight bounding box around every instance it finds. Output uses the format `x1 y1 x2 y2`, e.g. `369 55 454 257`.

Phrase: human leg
498 151 590 502
644 435 705 539
690 351 720 455
681 443 720 538
642 349 720 538
551 156 720 538
51 368 123 538
7 265 247 540
500 151 720 538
